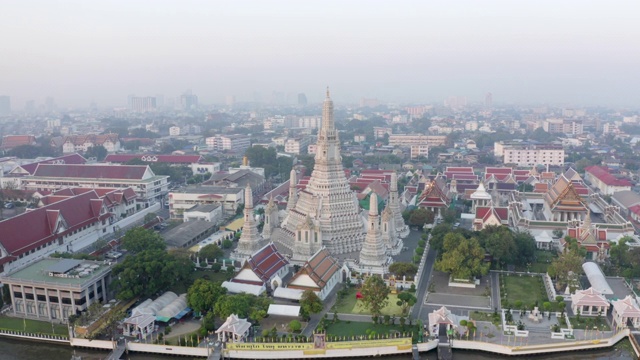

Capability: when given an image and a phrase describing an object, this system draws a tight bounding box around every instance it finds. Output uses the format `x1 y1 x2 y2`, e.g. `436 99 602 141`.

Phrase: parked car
4 202 14 209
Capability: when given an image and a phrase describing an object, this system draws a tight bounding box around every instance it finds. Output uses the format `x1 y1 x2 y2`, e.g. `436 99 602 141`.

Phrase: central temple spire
274 89 366 260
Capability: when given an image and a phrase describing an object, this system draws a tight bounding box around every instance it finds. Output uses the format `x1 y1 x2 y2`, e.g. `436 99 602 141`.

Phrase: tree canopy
244 146 293 180
300 290 323 319
547 237 585 291
360 275 390 321
477 226 517 266
198 244 223 261
435 233 489 280
187 279 227 313
111 249 193 300
396 292 417 315
121 227 166 254
84 145 108 161
214 293 272 323
408 208 434 228
388 262 418 279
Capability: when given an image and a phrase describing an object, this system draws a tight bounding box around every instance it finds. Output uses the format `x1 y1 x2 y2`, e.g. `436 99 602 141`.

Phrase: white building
206 135 251 153
495 142 564 166
169 126 181 136
410 144 429 159
21 164 168 206
169 187 244 218
284 137 311 155
388 134 447 147
0 258 113 321
183 204 222 223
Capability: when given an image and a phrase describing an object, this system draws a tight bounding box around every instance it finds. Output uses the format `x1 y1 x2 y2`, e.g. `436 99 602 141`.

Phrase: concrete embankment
2 330 639 358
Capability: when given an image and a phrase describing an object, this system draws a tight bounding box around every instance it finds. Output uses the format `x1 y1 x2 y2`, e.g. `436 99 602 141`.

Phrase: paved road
491 271 501 311
413 244 437 322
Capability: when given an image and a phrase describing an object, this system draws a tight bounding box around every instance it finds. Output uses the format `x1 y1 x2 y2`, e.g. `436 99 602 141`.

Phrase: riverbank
1 329 638 359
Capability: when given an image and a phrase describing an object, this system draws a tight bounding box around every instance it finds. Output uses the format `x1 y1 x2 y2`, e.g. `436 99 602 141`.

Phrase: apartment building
388 134 447 147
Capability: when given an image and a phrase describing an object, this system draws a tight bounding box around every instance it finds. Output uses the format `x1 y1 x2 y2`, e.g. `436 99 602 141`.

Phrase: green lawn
470 311 501 328
501 274 548 308
169 269 232 294
0 316 68 336
325 321 418 338
569 316 611 331
514 250 556 273
334 288 404 316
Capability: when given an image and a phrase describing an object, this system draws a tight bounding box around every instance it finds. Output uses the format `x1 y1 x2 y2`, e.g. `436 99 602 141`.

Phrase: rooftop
186 204 221 213
162 220 216 248
1 258 111 287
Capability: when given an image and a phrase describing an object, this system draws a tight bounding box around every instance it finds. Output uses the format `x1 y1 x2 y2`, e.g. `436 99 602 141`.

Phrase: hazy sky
1 0 639 108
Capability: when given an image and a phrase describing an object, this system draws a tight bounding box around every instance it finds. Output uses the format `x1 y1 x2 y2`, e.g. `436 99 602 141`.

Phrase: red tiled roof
290 248 340 290
61 134 119 146
104 154 204 164
0 191 109 261
33 164 149 180
1 135 37 149
18 154 87 175
585 166 632 187
246 243 289 283
475 206 508 223
629 205 640 216
485 167 512 175
445 167 474 173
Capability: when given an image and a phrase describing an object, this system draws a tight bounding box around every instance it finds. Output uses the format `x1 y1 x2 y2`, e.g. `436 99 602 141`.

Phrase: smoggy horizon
1 0 639 109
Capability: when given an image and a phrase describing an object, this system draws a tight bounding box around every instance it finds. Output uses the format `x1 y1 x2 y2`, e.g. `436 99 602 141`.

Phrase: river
0 338 633 360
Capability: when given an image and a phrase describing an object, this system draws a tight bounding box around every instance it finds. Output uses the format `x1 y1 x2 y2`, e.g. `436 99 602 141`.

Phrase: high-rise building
180 91 198 110
485 92 493 108
129 96 157 112
45 97 56 112
0 96 10 115
297 93 307 106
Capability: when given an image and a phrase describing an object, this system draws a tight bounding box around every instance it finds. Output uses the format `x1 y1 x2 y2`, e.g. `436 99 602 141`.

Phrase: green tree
300 290 323 319
288 319 302 332
214 293 272 322
202 311 217 331
513 231 536 264
428 223 453 254
548 242 584 292
480 226 517 266
84 145 108 161
111 249 192 300
360 275 390 321
187 279 227 314
388 262 418 279
198 244 223 261
435 233 489 280
121 227 166 254
408 208 433 227
396 292 417 315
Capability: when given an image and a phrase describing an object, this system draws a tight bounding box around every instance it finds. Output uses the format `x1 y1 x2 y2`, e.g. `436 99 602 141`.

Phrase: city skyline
1 0 639 108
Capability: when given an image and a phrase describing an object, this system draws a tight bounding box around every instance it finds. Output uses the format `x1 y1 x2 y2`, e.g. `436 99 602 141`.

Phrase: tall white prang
275 88 366 261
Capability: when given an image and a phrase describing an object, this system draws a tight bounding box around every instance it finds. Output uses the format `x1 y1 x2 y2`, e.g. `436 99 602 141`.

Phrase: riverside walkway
105 342 125 360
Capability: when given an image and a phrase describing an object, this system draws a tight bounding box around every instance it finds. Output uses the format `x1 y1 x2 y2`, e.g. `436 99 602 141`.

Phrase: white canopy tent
273 287 305 301
583 262 613 295
222 281 266 296
267 304 300 317
156 294 188 321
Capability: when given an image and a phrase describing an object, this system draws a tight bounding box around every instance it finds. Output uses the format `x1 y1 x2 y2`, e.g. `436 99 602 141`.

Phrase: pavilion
216 314 251 343
612 296 640 330
570 287 610 316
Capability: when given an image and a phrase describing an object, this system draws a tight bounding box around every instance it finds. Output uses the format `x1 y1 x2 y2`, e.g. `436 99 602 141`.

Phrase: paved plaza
425 270 493 309
426 293 491 309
